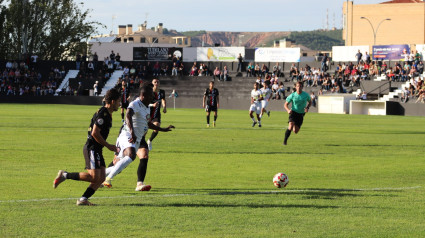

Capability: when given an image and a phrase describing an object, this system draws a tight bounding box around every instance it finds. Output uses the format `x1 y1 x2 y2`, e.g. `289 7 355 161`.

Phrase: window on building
116 38 121 42
129 37 134 41
302 53 307 57
140 37 146 43
124 38 127 43
152 37 158 44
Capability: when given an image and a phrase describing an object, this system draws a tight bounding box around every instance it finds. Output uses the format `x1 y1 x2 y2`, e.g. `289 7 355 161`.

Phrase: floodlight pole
360 17 391 45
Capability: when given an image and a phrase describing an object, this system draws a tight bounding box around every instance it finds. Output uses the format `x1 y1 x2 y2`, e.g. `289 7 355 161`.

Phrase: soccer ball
273 172 289 188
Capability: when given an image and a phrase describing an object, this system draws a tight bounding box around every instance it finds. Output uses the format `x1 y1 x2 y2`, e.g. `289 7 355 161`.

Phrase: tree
0 0 104 60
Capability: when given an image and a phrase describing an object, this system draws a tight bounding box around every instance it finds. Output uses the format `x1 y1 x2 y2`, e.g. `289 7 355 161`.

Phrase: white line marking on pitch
0 186 421 203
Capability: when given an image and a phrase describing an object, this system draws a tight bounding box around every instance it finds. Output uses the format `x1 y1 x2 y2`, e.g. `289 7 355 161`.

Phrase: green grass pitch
1 103 425 237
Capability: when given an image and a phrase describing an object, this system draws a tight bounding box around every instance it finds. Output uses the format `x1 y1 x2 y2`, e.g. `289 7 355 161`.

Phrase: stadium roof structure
89 36 116 43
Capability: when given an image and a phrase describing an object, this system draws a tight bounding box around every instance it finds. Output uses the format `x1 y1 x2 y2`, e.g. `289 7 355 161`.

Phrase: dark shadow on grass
116 203 339 209
325 144 419 147
165 151 333 155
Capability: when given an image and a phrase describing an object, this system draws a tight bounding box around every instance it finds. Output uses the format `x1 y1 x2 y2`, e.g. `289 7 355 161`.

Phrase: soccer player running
53 88 121 206
249 82 263 127
283 81 311 145
120 80 130 122
260 80 272 119
147 79 167 151
103 84 175 191
203 81 219 127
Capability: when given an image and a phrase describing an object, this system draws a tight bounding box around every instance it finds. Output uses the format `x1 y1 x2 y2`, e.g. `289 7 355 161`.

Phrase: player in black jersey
53 88 121 206
120 80 130 121
203 81 219 127
147 79 167 151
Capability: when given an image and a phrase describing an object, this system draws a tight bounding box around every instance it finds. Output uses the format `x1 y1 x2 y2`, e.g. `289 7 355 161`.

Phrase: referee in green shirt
283 81 311 145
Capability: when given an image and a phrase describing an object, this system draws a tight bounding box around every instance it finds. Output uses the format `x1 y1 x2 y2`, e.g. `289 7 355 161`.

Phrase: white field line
0 186 421 204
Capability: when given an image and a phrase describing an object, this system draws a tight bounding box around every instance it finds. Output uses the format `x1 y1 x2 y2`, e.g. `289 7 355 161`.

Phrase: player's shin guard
149 131 158 142
107 156 133 179
137 159 149 182
214 115 217 122
206 116 210 125
66 172 80 180
121 112 124 120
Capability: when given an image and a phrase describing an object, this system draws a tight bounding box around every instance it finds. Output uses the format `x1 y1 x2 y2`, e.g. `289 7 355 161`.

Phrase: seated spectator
213 67 221 81
161 63 168 76
417 61 424 74
153 61 161 76
261 64 268 77
178 63 185 76
189 62 198 76
273 63 281 77
254 63 260 77
246 62 254 77
276 82 286 100
220 66 229 81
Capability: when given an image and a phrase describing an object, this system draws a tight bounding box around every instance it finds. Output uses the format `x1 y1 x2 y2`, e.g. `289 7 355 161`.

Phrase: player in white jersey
260 80 272 119
249 82 263 127
103 84 175 191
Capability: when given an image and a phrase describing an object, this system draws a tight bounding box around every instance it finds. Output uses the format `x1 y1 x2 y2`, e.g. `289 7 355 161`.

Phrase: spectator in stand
153 61 161 76
161 63 168 76
246 62 254 77
417 61 424 74
237 53 243 72
273 63 281 77
87 61 94 73
321 54 328 72
221 66 229 81
115 53 121 68
123 65 130 76
261 64 268 77
355 50 363 65
254 63 260 77
213 67 221 81
171 62 178 76
76 52 81 70
92 52 99 70
198 63 204 76
93 81 100 96
189 62 197 76
365 52 371 64
109 50 116 68
277 82 286 100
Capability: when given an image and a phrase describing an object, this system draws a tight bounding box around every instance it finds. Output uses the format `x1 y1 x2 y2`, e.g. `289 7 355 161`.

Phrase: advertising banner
133 47 183 61
332 45 369 62
196 47 244 61
372 44 410 61
254 48 300 62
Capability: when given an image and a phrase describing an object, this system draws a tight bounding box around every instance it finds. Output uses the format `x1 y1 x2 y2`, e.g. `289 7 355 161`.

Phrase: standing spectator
355 50 363 65
365 52 371 64
236 53 243 72
92 52 99 70
93 81 99 96
221 66 229 81
115 53 121 68
321 54 328 72
76 52 81 70
109 51 116 67
31 53 38 69
171 62 178 76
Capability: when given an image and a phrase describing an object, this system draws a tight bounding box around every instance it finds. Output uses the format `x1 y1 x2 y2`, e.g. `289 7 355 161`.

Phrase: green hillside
289 29 344 51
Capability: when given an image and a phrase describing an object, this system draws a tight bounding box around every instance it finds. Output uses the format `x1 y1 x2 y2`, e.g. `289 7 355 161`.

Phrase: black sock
284 129 292 143
66 172 80 180
149 131 158 142
82 187 95 199
137 159 149 182
206 116 210 124
107 161 114 168
214 115 217 122
121 112 124 120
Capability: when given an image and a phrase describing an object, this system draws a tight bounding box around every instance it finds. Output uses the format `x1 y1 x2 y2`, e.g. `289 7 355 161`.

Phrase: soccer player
203 81 219 127
147 79 167 151
260 80 272 119
249 82 263 127
120 80 130 121
103 84 175 191
53 88 121 206
283 81 311 145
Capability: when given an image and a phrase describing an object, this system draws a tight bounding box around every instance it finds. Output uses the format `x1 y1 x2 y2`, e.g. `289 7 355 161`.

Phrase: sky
83 0 387 34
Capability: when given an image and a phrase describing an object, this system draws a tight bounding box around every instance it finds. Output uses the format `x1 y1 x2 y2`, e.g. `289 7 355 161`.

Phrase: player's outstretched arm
148 122 175 132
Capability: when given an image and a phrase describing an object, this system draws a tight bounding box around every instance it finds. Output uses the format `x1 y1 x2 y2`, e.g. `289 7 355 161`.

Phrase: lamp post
360 17 391 45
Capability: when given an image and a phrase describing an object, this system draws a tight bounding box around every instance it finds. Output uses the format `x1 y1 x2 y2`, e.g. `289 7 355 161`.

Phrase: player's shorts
121 101 129 109
206 105 217 112
261 100 269 109
83 144 106 170
249 102 261 114
115 130 141 159
151 112 161 123
288 111 305 128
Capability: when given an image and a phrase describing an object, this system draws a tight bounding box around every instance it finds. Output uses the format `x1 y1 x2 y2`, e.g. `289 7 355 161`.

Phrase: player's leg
256 105 262 127
147 120 160 150
121 107 125 121
77 168 105 206
135 139 151 191
283 121 294 145
206 109 211 127
249 110 257 127
213 110 217 127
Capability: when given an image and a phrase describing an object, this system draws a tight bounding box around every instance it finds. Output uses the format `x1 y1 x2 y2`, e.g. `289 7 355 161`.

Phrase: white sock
251 117 256 122
107 156 133 179
258 120 261 125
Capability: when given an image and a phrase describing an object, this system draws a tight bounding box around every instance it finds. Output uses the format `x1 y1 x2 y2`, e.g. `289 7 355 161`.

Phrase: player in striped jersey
147 79 167 151
203 81 219 127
